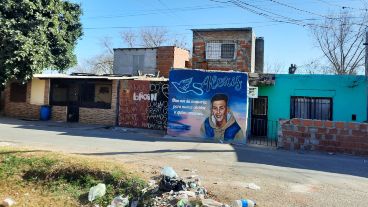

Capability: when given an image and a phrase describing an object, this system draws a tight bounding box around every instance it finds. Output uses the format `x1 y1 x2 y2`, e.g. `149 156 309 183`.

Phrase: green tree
0 0 83 88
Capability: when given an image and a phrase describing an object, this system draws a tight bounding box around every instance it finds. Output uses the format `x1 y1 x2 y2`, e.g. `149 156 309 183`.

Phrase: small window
10 83 27 102
206 41 236 60
290 96 332 120
252 97 268 116
221 44 235 59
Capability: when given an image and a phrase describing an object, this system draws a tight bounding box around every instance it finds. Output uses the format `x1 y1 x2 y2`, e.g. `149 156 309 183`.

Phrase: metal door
251 96 268 137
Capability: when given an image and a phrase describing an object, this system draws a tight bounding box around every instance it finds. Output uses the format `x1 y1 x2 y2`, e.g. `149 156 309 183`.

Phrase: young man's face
211 100 228 124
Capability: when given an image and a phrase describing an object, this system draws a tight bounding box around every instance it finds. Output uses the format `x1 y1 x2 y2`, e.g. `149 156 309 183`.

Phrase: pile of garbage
149 166 256 207
86 166 256 207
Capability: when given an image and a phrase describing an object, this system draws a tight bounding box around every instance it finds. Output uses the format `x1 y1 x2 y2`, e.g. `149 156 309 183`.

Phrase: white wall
113 48 157 75
30 78 46 105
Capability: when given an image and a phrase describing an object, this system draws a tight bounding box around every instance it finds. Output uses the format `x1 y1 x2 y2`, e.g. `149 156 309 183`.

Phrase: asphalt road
0 117 367 207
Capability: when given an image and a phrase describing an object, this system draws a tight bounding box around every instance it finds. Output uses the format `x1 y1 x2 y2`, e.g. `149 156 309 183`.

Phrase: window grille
206 41 235 60
290 96 332 120
221 44 235 59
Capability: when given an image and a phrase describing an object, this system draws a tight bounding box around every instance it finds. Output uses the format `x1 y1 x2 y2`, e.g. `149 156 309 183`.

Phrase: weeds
0 149 152 206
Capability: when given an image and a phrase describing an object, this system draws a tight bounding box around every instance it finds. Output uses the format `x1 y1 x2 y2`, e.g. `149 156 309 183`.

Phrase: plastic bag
161 166 178 178
110 195 129 207
88 183 106 202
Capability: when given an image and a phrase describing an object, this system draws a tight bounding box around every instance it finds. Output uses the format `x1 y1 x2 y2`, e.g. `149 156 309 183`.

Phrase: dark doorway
67 83 79 122
251 96 268 137
67 105 79 122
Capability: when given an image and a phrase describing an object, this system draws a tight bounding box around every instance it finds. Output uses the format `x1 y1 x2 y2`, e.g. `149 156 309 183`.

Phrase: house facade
249 74 368 139
191 28 263 73
3 74 119 125
113 46 189 78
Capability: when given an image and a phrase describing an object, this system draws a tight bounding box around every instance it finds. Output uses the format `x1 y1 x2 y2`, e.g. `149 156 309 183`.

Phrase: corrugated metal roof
34 74 168 81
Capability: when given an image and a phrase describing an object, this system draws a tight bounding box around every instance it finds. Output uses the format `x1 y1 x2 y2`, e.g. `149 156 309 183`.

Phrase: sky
67 0 367 74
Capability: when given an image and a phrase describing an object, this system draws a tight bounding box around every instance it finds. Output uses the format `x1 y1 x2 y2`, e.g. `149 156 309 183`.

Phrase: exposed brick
279 118 368 156
324 120 334 128
335 122 345 129
302 119 314 127
291 118 301 126
314 120 324 127
348 122 359 130
327 128 337 135
192 30 254 72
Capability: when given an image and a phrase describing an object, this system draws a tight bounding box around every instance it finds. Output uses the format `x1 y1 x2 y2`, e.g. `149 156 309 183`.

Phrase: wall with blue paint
258 74 367 123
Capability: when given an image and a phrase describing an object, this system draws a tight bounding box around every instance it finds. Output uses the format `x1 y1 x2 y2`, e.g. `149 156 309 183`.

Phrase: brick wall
78 80 118 125
156 46 190 78
156 46 175 78
4 82 41 119
279 119 368 156
192 30 253 72
51 106 67 122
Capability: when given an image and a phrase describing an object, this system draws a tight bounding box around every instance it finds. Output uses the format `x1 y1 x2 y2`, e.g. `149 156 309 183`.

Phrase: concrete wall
192 30 254 72
258 74 367 122
113 48 157 75
279 118 368 156
30 78 46 105
173 47 190 68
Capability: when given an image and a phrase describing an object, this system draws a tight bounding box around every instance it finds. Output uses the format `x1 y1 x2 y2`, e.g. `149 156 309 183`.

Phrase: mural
119 80 168 130
168 69 248 142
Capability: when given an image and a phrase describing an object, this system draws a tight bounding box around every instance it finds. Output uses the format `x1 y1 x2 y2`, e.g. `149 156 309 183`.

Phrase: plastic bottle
231 199 256 207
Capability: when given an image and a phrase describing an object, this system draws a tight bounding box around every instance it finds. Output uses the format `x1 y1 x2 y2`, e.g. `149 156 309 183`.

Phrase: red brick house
191 28 264 73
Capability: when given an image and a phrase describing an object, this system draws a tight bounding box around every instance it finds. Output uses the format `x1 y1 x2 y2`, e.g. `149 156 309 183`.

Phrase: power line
314 0 368 11
83 4 234 19
83 20 308 30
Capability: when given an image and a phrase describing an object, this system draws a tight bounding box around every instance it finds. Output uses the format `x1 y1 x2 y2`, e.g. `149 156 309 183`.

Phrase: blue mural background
167 69 248 142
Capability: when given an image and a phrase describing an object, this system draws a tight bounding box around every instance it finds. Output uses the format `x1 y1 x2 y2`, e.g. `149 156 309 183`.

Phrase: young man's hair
211 93 228 105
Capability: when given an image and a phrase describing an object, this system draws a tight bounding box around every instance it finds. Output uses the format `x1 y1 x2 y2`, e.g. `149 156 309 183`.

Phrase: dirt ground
1 117 368 207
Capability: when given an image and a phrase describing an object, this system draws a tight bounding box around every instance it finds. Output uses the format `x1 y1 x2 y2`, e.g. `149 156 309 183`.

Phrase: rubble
88 166 256 207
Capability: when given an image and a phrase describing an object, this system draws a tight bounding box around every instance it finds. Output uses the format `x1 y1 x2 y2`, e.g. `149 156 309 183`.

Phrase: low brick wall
279 119 368 156
78 80 118 126
51 106 67 122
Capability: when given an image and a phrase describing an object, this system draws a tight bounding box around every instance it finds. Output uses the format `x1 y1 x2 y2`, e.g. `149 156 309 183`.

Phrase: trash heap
86 166 256 207
151 166 256 207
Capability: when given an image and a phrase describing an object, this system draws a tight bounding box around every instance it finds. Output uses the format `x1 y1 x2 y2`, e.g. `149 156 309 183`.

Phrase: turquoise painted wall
258 74 367 123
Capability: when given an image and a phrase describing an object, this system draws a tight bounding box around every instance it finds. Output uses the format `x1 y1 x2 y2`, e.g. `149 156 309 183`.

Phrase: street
0 117 367 207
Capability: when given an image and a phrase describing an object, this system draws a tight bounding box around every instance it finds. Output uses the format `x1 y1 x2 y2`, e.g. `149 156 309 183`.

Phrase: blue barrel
40 105 51 121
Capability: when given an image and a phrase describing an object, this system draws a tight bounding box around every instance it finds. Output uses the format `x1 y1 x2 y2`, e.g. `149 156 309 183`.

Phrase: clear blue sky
69 0 366 74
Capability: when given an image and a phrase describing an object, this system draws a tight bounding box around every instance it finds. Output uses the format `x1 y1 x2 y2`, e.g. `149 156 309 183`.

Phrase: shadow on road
1 117 368 178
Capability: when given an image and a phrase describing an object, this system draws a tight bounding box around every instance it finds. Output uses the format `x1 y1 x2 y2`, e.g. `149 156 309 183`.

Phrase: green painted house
249 74 367 139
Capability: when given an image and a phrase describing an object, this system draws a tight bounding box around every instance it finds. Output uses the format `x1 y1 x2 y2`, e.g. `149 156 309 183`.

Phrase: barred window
206 41 235 60
221 44 235 59
290 97 332 120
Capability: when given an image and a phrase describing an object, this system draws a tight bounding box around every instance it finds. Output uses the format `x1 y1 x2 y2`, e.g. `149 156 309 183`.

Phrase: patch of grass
0 147 153 207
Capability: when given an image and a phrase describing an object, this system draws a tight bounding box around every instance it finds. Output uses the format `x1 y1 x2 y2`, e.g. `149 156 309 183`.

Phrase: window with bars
206 41 235 60
290 96 332 120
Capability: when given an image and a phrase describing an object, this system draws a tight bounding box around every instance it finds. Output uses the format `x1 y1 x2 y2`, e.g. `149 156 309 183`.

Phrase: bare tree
72 37 114 74
310 10 367 74
140 27 168 47
121 30 137 48
264 61 286 74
